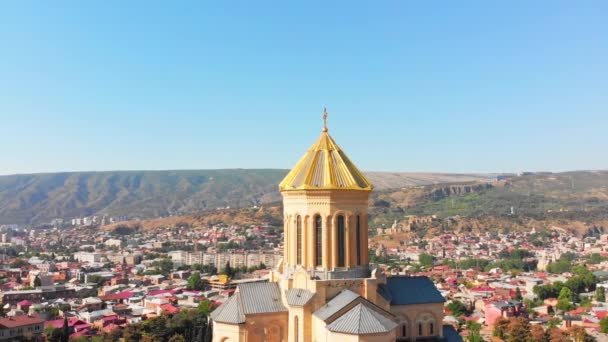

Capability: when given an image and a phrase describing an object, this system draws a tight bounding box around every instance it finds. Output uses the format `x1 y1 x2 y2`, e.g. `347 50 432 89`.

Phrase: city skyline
1 1 607 175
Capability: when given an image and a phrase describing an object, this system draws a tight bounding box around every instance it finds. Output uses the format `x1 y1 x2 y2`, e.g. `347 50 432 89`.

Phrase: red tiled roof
102 291 134 301
0 315 43 328
596 311 608 320
159 304 180 314
45 318 88 329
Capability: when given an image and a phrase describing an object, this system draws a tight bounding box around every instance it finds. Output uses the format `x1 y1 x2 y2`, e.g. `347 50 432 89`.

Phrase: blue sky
0 1 606 175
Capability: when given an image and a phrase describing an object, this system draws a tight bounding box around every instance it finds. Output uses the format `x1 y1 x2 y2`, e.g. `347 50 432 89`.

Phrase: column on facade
323 215 331 270
290 215 297 266
344 214 351 268
284 215 290 266
331 215 338 270
307 216 315 269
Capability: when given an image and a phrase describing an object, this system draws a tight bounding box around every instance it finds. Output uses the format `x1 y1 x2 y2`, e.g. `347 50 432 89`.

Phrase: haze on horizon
0 1 606 176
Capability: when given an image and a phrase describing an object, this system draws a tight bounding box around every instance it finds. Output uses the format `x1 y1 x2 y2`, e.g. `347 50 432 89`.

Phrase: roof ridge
356 303 364 334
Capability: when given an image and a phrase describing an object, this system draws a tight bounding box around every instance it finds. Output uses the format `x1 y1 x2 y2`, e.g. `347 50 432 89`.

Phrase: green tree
61 316 69 342
466 320 482 342
514 287 523 301
152 258 174 276
447 300 467 317
123 324 143 341
187 273 204 291
600 316 608 333
198 300 215 317
44 326 62 342
557 287 574 311
33 276 41 287
221 262 233 278
419 253 434 268
596 286 606 302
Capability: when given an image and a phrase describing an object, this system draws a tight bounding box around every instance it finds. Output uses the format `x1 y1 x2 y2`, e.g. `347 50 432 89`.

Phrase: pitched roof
286 288 315 306
210 295 245 324
326 303 397 335
279 130 372 192
314 289 360 321
0 315 44 328
239 282 287 315
378 276 445 305
210 282 287 325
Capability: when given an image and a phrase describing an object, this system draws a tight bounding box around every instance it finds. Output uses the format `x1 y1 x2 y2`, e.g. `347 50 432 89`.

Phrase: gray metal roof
378 276 445 305
210 295 245 324
286 288 315 306
326 303 398 335
313 289 360 321
239 282 287 315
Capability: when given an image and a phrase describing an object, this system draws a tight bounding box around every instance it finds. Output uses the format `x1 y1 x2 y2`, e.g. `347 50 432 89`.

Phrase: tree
168 334 186 342
204 319 213 342
549 327 570 342
600 316 608 333
596 286 606 302
507 317 531 342
123 324 143 341
493 317 510 339
44 326 62 342
419 253 434 268
529 325 545 342
568 326 591 342
198 300 215 317
465 321 482 342
33 275 42 287
152 258 174 276
61 316 69 342
187 273 204 291
557 287 574 311
221 262 233 278
514 287 523 301
446 300 467 317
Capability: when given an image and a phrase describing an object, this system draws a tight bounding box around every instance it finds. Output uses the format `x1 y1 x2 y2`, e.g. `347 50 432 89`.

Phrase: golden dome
279 115 373 192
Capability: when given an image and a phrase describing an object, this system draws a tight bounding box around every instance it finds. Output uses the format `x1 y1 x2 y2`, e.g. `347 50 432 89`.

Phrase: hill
96 170 608 237
0 169 492 225
370 170 608 230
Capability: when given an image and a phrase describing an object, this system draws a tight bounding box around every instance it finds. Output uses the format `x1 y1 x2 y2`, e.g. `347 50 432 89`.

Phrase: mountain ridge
0 169 493 225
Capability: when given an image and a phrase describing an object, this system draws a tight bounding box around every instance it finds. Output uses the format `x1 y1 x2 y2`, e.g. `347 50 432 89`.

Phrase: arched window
337 215 345 267
429 322 434 335
296 216 302 265
401 324 407 337
418 323 423 336
315 215 322 266
294 316 299 342
356 215 361 265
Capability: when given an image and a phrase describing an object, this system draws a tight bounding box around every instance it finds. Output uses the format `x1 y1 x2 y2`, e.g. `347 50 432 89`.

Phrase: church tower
211 109 446 342
279 108 372 279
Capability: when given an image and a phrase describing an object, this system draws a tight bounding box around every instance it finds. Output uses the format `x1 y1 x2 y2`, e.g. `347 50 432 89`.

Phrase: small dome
279 130 372 192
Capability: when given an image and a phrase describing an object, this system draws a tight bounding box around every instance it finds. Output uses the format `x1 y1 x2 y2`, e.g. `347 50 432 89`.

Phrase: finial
322 107 328 132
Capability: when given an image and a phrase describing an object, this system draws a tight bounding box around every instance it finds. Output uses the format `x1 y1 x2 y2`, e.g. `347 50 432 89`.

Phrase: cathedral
211 111 446 342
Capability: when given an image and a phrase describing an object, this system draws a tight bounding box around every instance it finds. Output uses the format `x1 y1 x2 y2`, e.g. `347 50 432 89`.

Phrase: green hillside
371 170 608 226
